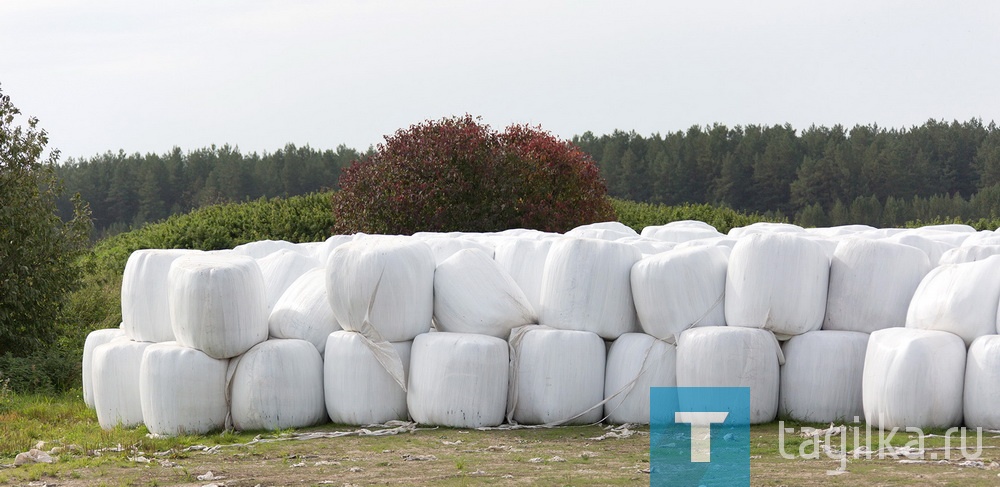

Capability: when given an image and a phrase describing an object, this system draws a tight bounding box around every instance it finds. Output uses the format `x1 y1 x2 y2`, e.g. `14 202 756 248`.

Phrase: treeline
55 144 362 236
574 119 1000 228
55 119 1000 236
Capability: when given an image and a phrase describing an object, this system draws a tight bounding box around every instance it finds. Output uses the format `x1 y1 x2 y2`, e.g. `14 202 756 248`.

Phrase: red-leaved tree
332 115 614 234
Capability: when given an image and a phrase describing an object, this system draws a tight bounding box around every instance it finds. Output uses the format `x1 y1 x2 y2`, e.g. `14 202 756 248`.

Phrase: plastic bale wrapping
673 236 738 255
885 233 955 265
905 256 1000 346
640 221 723 244
805 225 876 237
421 237 494 265
121 249 195 342
676 326 781 424
565 221 638 241
824 239 931 333
228 339 327 431
140 342 228 436
232 239 306 260
433 249 535 338
862 328 966 429
964 335 1000 429
725 233 829 338
326 237 435 343
91 339 153 429
615 237 676 256
324 331 411 425
407 332 509 428
508 326 606 425
631 246 728 342
603 333 676 424
778 330 869 422
82 328 126 409
307 235 355 264
492 238 553 315
168 253 269 359
269 268 340 354
962 232 1000 247
256 249 320 310
939 245 1000 265
728 222 805 238
539 238 641 339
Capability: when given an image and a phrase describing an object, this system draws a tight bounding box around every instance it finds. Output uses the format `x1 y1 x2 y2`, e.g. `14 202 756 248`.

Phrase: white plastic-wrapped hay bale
140 342 228 436
603 333 676 424
493 238 553 314
905 256 1000 346
91 339 152 429
725 233 829 338
228 339 326 431
885 233 954 265
268 268 340 354
728 222 805 238
407 332 508 428
539 238 641 339
918 223 977 234
121 249 195 343
631 247 728 342
433 249 535 338
673 236 738 256
421 237 495 265
256 249 320 310
168 253 268 359
778 330 869 423
566 221 638 241
324 331 411 425
939 245 1000 265
964 335 1000 429
676 326 781 424
509 326 606 425
824 239 931 333
307 235 355 263
326 237 434 342
640 221 723 243
805 225 876 237
800 235 838 260
862 328 965 429
962 232 1000 247
232 239 306 259
82 328 126 409
615 236 676 255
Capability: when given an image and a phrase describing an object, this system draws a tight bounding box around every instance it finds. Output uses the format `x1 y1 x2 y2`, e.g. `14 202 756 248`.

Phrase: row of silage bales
86 220 1000 434
860 254 1000 430
91 241 334 435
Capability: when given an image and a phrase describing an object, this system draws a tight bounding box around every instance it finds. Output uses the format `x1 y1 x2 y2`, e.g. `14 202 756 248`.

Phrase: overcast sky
2 0 998 161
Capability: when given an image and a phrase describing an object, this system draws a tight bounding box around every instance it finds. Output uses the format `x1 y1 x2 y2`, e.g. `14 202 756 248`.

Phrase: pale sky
2 0 998 161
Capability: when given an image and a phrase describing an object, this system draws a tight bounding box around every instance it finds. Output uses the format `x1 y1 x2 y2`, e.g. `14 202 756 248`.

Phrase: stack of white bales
89 218 1000 434
675 232 830 424
861 255 1000 429
167 252 326 433
776 239 930 423
611 245 728 424
90 245 333 435
325 237 433 426
502 237 640 425
91 248 194 429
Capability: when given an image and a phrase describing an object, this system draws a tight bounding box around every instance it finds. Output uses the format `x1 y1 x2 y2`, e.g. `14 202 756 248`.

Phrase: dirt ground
5 423 1000 486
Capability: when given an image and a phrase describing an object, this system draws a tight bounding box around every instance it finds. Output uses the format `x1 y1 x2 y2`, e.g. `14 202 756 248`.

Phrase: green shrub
332 115 615 234
0 87 92 357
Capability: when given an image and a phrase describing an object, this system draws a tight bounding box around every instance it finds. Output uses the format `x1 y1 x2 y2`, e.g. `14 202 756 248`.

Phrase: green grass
4 392 1000 485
